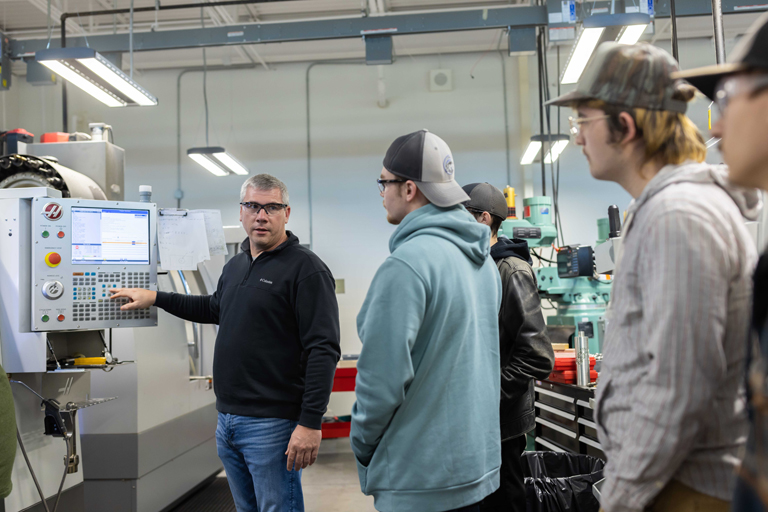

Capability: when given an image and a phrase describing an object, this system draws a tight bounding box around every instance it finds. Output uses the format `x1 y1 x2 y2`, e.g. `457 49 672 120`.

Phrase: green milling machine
498 187 616 354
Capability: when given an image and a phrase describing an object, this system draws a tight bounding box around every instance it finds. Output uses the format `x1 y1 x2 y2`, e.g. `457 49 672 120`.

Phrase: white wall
0 36 740 359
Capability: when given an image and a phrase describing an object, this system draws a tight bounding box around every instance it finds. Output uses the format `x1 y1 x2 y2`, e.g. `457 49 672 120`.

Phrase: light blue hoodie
351 203 502 512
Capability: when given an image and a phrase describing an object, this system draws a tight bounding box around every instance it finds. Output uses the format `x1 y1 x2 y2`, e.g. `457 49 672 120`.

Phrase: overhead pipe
670 0 679 62
176 64 257 209
711 0 726 63
305 60 364 250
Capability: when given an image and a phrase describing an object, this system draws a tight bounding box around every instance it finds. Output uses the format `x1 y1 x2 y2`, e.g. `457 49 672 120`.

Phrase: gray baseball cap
383 130 470 207
547 42 687 113
461 183 508 221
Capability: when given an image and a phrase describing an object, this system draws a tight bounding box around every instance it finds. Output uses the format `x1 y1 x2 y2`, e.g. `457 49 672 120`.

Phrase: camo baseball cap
547 42 688 113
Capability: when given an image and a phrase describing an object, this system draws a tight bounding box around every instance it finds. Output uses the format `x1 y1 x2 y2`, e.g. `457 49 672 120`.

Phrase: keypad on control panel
70 271 153 322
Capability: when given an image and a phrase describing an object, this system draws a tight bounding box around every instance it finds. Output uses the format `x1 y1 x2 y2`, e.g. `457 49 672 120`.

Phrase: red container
321 421 351 439
332 367 357 392
553 351 596 371
548 369 598 384
40 132 70 143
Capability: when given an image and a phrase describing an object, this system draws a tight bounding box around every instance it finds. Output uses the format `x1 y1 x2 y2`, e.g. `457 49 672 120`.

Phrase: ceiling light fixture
520 135 570 165
188 147 250 177
560 13 651 85
36 48 157 107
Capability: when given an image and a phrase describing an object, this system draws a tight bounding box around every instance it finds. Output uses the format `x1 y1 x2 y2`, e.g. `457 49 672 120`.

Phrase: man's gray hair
240 174 289 204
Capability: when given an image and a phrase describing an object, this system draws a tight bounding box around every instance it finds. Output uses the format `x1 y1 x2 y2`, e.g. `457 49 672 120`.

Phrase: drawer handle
535 401 576 421
536 417 577 439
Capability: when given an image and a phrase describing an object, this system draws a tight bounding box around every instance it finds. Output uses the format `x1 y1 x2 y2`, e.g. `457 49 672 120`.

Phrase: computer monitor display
71 207 150 265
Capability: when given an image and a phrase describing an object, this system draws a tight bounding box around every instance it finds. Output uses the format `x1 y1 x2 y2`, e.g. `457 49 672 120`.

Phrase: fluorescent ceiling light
188 147 250 177
544 140 569 164
561 13 652 85
213 152 250 176
189 153 228 177
617 24 649 45
522 135 570 165
520 141 542 165
36 47 157 108
39 60 124 107
561 27 604 85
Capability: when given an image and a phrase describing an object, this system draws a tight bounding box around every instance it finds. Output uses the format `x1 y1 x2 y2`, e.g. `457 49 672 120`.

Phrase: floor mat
170 477 236 512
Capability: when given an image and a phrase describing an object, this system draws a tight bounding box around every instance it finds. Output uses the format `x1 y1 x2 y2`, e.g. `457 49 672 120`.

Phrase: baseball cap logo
443 155 454 176
42 202 63 221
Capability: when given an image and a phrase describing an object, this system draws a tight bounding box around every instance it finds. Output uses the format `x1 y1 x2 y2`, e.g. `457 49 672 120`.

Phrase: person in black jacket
462 183 555 512
675 12 768 511
110 174 341 512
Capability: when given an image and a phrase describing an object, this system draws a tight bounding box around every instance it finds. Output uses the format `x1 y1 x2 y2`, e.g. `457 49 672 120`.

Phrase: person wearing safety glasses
110 174 341 512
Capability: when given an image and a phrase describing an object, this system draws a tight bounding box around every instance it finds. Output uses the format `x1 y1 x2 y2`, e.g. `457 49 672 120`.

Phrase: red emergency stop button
57 314 65 322
45 252 62 267
57 231 65 239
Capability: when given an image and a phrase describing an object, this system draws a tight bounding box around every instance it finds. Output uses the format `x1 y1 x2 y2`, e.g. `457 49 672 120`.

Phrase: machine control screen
71 208 150 265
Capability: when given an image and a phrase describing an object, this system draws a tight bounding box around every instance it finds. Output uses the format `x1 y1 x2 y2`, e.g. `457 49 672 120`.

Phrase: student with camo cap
546 42 760 512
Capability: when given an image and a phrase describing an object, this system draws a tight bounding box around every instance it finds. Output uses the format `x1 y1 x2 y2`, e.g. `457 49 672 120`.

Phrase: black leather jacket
491 238 555 441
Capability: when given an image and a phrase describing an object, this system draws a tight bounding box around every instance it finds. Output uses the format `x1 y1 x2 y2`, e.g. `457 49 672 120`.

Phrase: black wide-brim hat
673 11 768 100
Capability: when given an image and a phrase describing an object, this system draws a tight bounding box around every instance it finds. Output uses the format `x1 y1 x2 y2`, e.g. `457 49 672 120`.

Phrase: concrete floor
303 451 376 512
205 438 376 512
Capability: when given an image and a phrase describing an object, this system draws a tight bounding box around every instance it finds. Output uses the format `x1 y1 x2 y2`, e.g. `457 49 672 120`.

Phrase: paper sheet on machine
197 209 228 256
158 211 210 270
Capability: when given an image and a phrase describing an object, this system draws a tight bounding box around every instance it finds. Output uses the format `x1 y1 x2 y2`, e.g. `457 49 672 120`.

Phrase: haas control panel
31 197 158 331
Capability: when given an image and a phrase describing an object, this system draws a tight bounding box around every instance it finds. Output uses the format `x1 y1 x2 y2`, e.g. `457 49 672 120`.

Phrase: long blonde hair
577 83 706 165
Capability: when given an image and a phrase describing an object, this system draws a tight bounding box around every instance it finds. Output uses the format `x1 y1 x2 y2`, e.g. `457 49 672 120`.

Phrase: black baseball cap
461 183 508 221
674 11 768 100
383 130 470 207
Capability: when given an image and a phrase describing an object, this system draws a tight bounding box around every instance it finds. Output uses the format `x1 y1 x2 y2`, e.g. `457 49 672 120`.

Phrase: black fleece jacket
155 232 341 429
491 237 554 441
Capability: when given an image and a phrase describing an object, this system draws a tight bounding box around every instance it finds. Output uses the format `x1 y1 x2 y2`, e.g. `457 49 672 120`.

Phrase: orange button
57 231 65 239
57 314 65 322
45 252 62 267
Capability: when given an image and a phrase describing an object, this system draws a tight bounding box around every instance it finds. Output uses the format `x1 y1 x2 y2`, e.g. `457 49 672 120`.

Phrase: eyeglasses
714 74 768 114
568 114 610 137
239 202 287 215
377 179 406 193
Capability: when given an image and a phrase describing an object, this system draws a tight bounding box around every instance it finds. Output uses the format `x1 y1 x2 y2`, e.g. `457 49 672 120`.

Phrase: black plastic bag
523 451 605 512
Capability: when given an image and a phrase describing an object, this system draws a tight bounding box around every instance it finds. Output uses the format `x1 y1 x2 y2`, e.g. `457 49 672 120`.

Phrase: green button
42 231 49 238
41 315 49 322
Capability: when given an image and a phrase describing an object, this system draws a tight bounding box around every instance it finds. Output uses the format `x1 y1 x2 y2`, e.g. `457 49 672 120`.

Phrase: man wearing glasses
547 43 759 512
110 174 341 512
351 130 503 512
675 12 768 511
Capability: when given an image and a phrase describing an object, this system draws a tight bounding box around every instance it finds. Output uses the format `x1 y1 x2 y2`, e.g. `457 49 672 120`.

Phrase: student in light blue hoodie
351 130 503 512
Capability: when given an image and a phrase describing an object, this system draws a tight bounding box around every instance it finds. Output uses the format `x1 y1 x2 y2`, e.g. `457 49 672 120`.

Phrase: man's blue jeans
216 413 304 512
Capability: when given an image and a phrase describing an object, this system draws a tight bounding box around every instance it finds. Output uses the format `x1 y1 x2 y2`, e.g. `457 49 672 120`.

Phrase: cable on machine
16 429 51 512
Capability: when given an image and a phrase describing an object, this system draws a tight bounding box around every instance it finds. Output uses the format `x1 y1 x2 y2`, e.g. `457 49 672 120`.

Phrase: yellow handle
73 357 107 366
503 186 517 219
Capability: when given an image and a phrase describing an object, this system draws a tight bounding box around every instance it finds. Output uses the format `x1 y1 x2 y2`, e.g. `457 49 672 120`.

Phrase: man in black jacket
462 183 555 512
110 174 341 512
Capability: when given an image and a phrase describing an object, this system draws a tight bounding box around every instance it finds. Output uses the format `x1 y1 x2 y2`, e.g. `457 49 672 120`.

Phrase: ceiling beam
9 5 548 58
205 1 271 70
25 0 62 24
